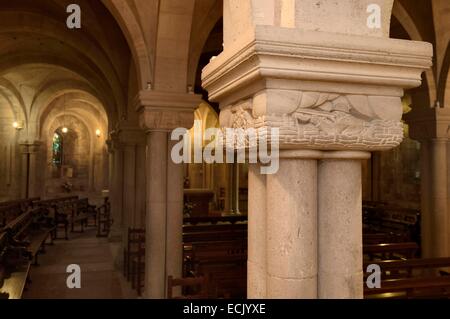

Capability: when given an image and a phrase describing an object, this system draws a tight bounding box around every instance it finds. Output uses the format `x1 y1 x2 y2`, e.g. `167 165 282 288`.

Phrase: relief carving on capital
224 91 405 151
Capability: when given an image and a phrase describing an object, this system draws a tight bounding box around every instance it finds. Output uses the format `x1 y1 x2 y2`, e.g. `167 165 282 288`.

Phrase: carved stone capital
221 90 404 151
135 90 202 132
202 25 432 151
19 142 42 154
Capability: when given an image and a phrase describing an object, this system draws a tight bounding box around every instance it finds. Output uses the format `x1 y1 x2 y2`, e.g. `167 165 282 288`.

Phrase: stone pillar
405 108 450 258
318 152 370 299
234 162 240 214
166 139 184 295
430 139 448 257
120 129 147 234
266 152 318 298
20 142 41 199
136 90 202 299
419 140 432 258
109 134 124 242
145 130 168 298
247 164 266 298
203 0 432 299
123 143 136 232
135 144 147 228
107 132 124 270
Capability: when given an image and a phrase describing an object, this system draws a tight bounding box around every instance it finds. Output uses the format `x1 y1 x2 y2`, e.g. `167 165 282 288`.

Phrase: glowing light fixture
62 127 69 134
12 121 23 130
95 129 101 137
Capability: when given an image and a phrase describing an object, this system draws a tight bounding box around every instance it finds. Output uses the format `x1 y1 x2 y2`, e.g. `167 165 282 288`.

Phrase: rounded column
247 164 267 298
318 152 370 299
266 151 318 299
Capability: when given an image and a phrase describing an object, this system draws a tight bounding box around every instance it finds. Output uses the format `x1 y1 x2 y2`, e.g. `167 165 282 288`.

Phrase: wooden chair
97 198 112 237
124 228 145 280
131 239 145 296
167 275 210 299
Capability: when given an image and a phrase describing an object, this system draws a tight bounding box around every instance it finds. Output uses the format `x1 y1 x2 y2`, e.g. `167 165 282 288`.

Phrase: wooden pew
364 257 450 280
4 208 55 265
0 198 39 228
124 228 145 282
363 203 420 244
71 199 90 233
130 238 145 296
97 198 111 237
0 231 32 299
363 242 419 261
184 215 247 226
167 275 210 299
185 240 247 299
365 276 450 299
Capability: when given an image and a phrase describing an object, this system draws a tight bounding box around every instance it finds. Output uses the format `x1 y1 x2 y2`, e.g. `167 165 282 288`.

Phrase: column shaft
145 131 168 298
135 144 147 228
266 158 318 298
430 139 448 257
247 164 267 298
165 139 184 297
318 159 363 299
123 144 137 238
420 140 432 258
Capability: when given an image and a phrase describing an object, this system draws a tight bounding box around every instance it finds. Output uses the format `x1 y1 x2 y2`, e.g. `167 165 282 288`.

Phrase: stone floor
23 228 137 299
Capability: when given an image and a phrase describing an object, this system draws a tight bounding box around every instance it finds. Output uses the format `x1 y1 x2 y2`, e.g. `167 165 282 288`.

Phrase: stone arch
392 0 436 106
101 0 153 90
0 77 27 123
187 0 223 88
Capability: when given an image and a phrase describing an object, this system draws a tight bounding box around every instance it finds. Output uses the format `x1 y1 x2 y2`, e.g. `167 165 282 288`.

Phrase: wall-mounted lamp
62 127 69 134
95 129 101 137
12 121 24 130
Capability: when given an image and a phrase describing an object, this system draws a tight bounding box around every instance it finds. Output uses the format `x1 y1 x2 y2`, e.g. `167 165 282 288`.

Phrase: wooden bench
365 276 450 299
167 275 210 299
0 198 39 228
4 209 55 266
97 198 111 237
130 239 145 296
363 204 420 244
70 199 90 233
184 215 247 226
363 242 419 261
0 231 32 299
124 228 145 282
364 257 450 280
185 240 247 299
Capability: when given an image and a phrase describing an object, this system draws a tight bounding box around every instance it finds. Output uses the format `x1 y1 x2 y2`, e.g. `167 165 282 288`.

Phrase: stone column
20 142 41 199
234 162 240 214
247 164 266 298
419 140 432 258
203 0 432 299
266 152 319 299
318 152 370 299
135 144 147 228
166 138 184 296
123 143 136 233
430 139 448 257
120 129 146 234
405 108 450 258
145 130 168 298
136 90 202 299
107 132 125 270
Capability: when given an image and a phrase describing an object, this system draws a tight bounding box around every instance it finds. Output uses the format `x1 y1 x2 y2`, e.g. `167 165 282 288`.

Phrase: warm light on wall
96 129 101 137
12 121 23 130
62 127 69 134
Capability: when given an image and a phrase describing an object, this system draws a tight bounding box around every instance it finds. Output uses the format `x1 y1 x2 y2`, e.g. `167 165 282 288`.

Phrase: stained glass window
52 132 63 166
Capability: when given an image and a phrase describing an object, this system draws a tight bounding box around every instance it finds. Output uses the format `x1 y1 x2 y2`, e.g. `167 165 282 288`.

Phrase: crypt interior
1 0 450 299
